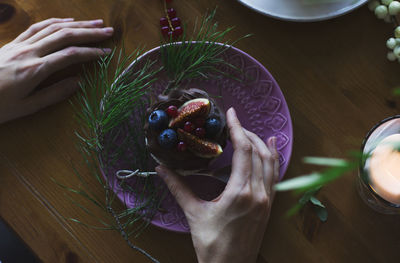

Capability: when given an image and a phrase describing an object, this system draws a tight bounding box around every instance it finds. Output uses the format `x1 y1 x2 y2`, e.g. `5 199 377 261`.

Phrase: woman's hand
156 107 280 263
0 18 113 124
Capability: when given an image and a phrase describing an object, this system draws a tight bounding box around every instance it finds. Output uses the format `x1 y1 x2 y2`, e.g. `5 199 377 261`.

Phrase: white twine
116 169 157 180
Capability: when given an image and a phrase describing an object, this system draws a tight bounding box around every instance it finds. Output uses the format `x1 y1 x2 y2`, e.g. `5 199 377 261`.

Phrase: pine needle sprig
66 47 164 240
161 8 251 94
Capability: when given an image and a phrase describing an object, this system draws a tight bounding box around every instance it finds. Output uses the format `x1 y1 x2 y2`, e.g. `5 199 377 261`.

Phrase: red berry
160 17 168 27
161 26 169 36
177 141 187 152
167 8 176 18
171 17 181 27
165 0 173 3
195 127 206 138
166 105 178 117
173 26 183 37
184 121 194 132
194 118 205 127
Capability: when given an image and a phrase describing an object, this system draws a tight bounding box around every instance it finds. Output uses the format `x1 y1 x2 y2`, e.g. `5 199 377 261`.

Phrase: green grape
375 5 389 19
387 38 397 49
395 26 400 38
389 1 400 15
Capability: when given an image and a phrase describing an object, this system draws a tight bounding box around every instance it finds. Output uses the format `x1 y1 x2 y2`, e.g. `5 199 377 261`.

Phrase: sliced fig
177 128 223 158
169 98 210 128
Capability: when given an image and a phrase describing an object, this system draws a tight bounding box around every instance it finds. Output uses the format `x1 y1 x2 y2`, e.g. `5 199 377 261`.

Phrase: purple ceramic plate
103 43 293 233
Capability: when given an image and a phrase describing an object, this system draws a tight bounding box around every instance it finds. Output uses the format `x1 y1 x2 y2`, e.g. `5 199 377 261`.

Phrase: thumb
156 165 199 213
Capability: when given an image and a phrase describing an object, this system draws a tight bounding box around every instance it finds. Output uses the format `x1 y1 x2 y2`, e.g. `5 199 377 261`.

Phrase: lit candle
369 134 400 206
358 116 400 214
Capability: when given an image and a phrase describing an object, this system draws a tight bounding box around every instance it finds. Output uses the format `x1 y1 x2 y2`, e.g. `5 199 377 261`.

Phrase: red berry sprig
166 105 178 118
160 0 183 38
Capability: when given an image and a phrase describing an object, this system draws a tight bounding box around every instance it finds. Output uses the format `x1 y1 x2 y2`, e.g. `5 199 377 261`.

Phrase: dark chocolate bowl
144 88 228 173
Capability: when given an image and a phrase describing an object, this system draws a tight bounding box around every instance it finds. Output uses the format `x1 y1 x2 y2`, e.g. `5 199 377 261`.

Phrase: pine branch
161 8 250 94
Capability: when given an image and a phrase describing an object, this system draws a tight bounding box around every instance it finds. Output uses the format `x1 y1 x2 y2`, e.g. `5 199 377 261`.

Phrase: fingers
14 18 74 43
22 77 79 115
225 107 253 190
25 19 105 44
243 129 272 159
244 129 274 190
37 46 111 80
155 165 200 213
267 136 280 184
33 27 114 56
250 147 264 191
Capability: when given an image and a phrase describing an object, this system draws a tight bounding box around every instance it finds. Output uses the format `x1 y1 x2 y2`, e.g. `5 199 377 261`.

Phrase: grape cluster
369 0 400 22
385 37 400 61
369 1 400 62
160 0 183 39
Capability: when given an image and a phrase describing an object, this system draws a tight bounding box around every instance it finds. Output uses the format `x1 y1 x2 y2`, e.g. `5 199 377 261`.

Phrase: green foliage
68 48 164 239
160 8 250 94
277 156 359 221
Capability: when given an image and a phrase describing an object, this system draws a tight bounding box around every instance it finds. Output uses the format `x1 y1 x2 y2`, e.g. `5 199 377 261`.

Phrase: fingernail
227 107 236 117
62 18 74 22
91 19 103 26
102 48 112 54
102 27 114 35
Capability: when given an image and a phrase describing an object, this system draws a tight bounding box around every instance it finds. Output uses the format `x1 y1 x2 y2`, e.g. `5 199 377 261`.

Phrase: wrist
194 237 258 263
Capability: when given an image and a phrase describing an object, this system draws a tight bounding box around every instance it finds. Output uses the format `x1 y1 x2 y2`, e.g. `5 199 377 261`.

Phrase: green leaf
303 157 348 167
276 161 357 193
274 173 322 191
314 206 328 222
393 88 400 96
298 187 321 205
310 196 325 208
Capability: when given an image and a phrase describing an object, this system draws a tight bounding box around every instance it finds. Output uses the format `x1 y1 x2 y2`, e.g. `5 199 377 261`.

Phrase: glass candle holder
358 115 400 214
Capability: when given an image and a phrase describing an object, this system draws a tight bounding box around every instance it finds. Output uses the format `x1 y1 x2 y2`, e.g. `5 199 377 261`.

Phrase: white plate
238 0 368 22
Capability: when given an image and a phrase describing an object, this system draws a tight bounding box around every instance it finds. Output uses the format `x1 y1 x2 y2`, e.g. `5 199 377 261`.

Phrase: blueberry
158 129 178 149
205 118 222 138
148 110 168 131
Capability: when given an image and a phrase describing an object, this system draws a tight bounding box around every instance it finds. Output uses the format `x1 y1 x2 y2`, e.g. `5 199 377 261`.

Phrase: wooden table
1 0 400 262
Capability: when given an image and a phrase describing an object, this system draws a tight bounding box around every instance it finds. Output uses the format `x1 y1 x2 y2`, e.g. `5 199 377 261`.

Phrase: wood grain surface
1 0 400 262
